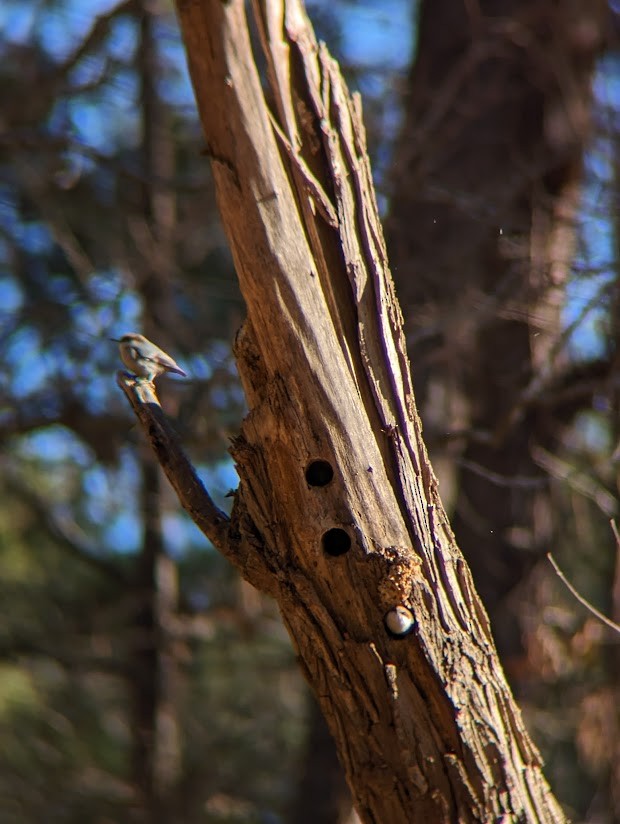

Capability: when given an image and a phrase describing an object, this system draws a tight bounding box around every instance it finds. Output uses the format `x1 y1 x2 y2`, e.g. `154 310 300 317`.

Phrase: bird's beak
109 337 122 342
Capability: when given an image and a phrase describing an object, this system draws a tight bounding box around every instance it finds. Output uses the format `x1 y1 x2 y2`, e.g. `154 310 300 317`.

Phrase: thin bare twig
533 446 617 517
547 552 620 635
459 458 547 489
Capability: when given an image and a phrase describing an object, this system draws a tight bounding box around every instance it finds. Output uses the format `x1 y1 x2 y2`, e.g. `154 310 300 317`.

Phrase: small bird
111 333 187 382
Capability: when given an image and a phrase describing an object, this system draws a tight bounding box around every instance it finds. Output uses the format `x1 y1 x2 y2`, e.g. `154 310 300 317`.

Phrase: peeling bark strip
163 1 565 821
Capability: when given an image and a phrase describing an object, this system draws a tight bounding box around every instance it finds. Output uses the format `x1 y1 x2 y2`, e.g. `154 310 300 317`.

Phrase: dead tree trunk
119 0 566 820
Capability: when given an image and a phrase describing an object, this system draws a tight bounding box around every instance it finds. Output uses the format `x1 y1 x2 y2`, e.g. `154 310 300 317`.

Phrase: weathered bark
119 0 567 820
385 0 607 661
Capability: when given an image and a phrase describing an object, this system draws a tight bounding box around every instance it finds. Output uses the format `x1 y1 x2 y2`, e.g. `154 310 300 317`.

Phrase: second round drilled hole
305 459 334 487
322 528 351 557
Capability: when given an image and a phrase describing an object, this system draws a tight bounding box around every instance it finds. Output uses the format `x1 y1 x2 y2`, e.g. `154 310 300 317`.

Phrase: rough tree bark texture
119 0 566 821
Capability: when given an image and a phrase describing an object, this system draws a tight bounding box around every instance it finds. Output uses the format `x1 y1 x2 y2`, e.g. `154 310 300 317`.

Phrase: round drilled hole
322 528 351 557
305 459 334 487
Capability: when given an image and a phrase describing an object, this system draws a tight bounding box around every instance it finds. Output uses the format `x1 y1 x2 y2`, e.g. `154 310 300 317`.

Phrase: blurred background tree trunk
386 0 608 666
129 8 181 821
287 697 360 824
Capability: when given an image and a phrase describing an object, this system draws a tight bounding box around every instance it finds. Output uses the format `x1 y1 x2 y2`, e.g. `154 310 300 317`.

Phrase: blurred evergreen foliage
1 0 620 821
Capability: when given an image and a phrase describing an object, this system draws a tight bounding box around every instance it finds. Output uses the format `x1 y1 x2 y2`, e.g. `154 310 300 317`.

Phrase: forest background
1 0 619 822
